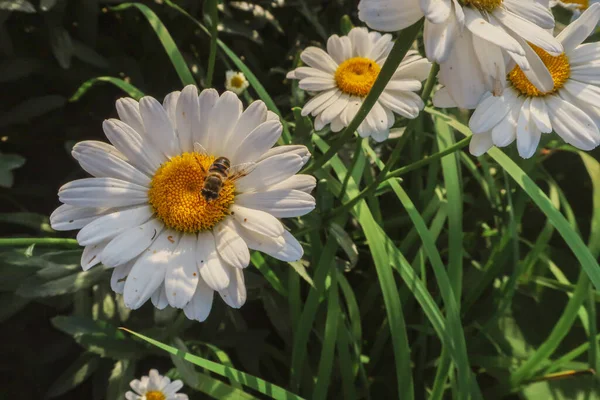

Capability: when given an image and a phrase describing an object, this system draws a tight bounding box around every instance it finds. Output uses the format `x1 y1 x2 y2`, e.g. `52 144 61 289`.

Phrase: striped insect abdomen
201 157 230 202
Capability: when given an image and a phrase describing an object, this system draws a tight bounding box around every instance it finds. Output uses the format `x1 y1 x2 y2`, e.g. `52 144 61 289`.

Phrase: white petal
546 95 600 151
224 101 268 159
469 91 514 133
111 261 134 294
165 234 199 308
358 0 423 32
557 3 600 50
58 177 148 208
238 224 303 262
235 153 304 192
81 241 108 271
163 92 180 129
101 218 163 267
50 204 110 231
102 119 164 176
176 85 201 153
195 89 219 149
214 220 250 269
76 205 152 246
469 133 494 156
115 98 145 135
183 278 214 321
327 35 352 64
72 141 151 186
516 98 541 159
256 145 311 165
219 267 246 309
123 230 177 310
530 96 552 134
421 0 451 24
270 175 317 193
236 189 316 218
301 89 338 117
300 47 338 73
230 204 284 237
207 91 243 156
139 96 180 158
197 231 230 291
151 283 169 310
494 8 562 55
231 120 282 164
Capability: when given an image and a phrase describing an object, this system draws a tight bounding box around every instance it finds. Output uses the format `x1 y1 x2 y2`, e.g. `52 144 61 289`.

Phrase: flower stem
205 0 219 87
0 237 79 247
303 18 425 174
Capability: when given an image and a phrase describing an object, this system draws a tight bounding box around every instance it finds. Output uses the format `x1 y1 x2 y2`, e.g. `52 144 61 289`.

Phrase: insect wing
228 162 256 181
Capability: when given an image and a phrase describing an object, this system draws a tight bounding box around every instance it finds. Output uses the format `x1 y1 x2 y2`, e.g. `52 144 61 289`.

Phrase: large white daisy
286 27 432 142
50 85 316 321
126 369 187 400
358 0 563 109
469 4 600 158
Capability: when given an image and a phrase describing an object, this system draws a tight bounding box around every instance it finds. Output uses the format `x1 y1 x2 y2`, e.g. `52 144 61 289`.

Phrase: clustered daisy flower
469 4 600 157
358 0 562 109
50 85 316 321
287 27 432 141
126 369 187 400
225 70 250 95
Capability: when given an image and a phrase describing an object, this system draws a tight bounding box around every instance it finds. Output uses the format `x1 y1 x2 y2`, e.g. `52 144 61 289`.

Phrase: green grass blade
70 77 144 101
121 328 305 400
312 271 340 400
250 253 287 297
110 3 196 87
425 108 600 292
435 118 464 298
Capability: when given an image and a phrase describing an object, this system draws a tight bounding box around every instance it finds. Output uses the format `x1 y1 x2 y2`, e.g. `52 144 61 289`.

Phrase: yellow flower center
461 0 503 11
145 391 166 400
508 44 571 97
230 75 245 88
334 57 381 97
148 152 235 233
561 0 589 9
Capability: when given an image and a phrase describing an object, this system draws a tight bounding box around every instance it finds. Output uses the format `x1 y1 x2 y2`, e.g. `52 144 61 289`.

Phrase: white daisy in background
126 369 188 400
286 27 432 141
358 0 562 109
50 85 316 321
468 4 600 158
225 70 250 95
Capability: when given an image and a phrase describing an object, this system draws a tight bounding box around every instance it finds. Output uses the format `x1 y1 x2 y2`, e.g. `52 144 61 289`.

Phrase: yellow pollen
230 75 245 88
334 57 381 97
145 391 166 400
461 0 503 11
561 0 589 9
148 152 235 233
508 44 571 97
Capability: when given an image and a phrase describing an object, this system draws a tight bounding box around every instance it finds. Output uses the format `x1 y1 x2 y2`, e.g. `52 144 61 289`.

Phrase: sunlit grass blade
425 107 600 292
120 328 305 400
250 253 287 297
70 77 144 101
110 3 195 86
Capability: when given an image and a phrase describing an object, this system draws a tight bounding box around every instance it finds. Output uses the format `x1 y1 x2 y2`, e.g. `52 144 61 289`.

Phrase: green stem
303 19 424 174
205 0 219 87
0 237 79 247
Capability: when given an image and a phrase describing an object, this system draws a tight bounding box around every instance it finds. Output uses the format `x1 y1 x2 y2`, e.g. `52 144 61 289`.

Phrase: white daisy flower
551 0 600 21
286 27 432 141
225 70 250 95
358 0 563 109
50 85 316 321
468 4 600 158
126 369 188 400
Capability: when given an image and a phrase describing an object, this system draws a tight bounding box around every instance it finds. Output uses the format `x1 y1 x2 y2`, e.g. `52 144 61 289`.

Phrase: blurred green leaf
0 212 52 232
39 0 57 12
72 39 110 69
328 222 358 269
50 26 74 69
0 58 41 82
17 265 107 298
46 352 99 398
0 152 25 188
106 359 135 400
0 0 35 12
0 95 66 128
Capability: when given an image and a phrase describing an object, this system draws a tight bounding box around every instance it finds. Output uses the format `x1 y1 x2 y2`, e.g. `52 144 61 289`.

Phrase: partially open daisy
358 0 562 109
286 27 432 141
126 369 187 400
225 70 250 95
468 4 600 158
50 85 316 321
